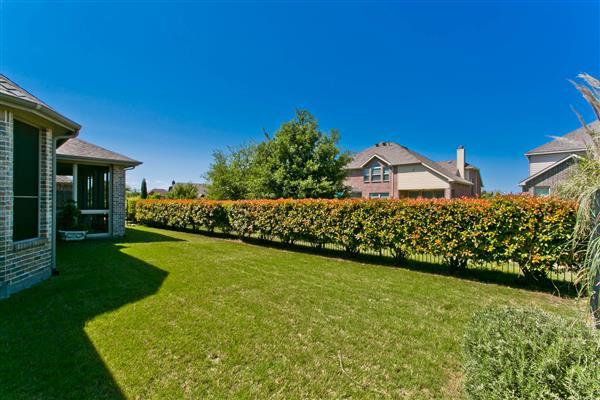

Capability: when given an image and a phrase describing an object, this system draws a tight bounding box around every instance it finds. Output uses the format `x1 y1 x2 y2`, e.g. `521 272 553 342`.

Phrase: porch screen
77 165 109 210
13 120 40 241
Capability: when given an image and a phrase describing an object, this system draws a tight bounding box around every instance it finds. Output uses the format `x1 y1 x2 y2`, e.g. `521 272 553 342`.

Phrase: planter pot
58 230 88 241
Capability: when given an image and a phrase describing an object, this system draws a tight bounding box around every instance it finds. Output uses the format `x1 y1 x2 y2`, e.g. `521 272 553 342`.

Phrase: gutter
0 95 81 132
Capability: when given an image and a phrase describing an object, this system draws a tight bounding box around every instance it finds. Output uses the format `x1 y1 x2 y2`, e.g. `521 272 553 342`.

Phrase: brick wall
345 158 395 198
112 165 126 236
0 110 54 299
522 157 576 194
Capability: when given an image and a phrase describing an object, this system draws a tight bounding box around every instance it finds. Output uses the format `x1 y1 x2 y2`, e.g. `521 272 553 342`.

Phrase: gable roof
149 188 168 195
525 121 598 155
0 74 80 132
57 138 141 166
347 141 473 185
519 154 580 186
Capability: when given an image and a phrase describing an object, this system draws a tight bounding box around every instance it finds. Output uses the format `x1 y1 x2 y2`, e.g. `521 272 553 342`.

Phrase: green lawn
0 226 581 399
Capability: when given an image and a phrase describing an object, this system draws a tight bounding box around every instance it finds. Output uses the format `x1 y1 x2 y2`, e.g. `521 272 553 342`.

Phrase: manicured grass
0 226 581 399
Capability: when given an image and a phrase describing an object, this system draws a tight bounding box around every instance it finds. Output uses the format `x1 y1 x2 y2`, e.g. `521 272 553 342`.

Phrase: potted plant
58 200 88 241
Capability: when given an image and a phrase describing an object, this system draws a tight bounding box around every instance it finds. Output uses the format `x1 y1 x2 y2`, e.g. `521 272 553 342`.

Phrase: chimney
457 146 465 178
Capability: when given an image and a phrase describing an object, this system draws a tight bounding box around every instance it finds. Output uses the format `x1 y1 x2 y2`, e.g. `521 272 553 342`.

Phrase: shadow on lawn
235 236 579 298
0 228 175 400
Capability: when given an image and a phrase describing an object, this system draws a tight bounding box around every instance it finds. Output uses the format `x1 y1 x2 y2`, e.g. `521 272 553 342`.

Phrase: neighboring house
0 74 140 298
149 188 168 197
168 180 207 198
519 121 597 196
345 142 482 199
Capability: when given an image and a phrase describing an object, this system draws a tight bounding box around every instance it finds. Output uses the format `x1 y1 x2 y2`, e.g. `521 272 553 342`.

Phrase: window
383 166 391 182
371 166 382 182
369 192 389 199
13 120 40 242
349 191 362 199
363 168 370 183
534 186 550 197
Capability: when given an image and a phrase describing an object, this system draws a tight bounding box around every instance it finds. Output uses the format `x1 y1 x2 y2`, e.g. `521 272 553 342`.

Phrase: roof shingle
57 138 141 166
347 141 473 185
526 121 598 155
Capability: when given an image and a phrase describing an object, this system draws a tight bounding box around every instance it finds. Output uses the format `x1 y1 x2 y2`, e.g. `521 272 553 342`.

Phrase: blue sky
1 1 599 192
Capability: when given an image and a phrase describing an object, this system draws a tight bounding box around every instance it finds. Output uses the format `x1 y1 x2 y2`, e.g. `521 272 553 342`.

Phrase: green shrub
126 197 140 222
463 306 600 399
135 197 577 278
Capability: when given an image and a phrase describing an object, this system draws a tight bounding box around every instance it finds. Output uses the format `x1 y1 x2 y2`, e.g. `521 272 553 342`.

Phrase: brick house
519 121 597 196
0 75 140 298
345 142 482 199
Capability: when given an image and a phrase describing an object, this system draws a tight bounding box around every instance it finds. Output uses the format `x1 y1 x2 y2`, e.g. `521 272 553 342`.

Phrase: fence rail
143 223 578 286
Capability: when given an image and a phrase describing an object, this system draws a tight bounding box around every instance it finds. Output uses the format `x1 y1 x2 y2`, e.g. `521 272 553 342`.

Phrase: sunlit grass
0 226 582 399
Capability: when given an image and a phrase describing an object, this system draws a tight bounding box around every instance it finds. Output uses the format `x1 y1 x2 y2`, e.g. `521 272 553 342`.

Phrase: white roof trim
359 154 392 167
519 154 580 186
525 148 587 156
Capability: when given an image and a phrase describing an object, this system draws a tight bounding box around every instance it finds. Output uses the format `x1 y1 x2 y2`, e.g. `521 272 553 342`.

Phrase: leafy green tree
167 183 199 199
261 110 351 199
140 179 148 199
205 143 272 200
205 110 350 200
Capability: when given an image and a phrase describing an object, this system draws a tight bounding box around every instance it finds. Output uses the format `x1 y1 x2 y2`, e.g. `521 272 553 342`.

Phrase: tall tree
140 178 148 199
205 145 263 200
261 110 350 199
205 110 350 200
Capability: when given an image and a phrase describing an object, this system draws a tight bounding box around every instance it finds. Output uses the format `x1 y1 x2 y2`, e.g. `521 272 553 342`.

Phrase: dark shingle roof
526 121 598 155
436 160 478 175
57 138 141 166
0 74 80 131
347 141 472 185
0 74 50 108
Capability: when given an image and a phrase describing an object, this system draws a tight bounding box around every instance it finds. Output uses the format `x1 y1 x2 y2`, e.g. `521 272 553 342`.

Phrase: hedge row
134 197 577 279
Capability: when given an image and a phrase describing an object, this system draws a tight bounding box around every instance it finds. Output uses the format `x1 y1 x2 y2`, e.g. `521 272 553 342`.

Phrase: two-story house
345 142 482 199
519 121 597 196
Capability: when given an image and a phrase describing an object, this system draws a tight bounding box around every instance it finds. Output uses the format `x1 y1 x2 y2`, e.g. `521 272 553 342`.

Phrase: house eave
0 94 81 134
56 154 142 167
525 148 587 157
519 154 580 186
358 154 393 168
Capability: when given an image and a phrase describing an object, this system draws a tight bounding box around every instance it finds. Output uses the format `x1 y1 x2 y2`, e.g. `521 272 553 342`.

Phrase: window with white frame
534 186 550 197
371 166 382 182
363 168 370 183
369 192 389 199
383 166 391 182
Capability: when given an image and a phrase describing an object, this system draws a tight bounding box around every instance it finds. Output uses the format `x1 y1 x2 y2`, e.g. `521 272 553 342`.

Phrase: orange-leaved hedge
135 197 577 279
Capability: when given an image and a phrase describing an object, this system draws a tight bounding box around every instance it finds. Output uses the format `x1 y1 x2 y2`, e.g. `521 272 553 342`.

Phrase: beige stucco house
0 74 140 298
345 141 482 199
519 121 597 196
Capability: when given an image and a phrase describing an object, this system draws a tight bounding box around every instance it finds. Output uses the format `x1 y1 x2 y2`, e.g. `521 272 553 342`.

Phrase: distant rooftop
347 141 473 185
526 120 598 155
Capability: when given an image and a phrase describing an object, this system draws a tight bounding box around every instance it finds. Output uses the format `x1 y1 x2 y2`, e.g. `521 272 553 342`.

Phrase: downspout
51 133 77 275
